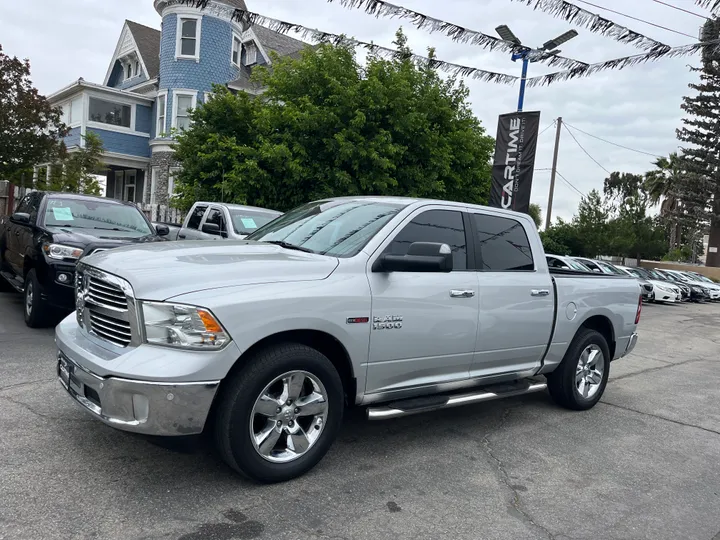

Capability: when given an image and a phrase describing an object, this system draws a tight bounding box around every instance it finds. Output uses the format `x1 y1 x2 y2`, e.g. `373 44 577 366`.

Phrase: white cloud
0 0 706 221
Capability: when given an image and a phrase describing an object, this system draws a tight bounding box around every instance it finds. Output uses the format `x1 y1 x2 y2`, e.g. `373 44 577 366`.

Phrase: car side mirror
11 212 30 225
202 223 221 236
155 224 170 236
373 242 453 273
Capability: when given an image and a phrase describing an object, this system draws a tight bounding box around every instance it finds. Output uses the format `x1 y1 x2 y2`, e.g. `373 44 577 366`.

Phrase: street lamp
495 25 579 112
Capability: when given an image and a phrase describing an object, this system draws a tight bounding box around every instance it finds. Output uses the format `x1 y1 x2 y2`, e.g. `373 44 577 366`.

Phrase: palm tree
644 153 682 248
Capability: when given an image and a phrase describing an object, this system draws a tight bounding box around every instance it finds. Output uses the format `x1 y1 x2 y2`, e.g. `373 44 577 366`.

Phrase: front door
467 211 554 378
365 207 479 396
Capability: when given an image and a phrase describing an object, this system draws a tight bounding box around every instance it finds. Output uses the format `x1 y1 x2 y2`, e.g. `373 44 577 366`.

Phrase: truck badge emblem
373 315 403 330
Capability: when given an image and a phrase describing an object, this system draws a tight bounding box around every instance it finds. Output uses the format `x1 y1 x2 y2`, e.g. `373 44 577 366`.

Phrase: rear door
365 207 479 396
5 195 33 275
178 204 208 240
467 210 554 378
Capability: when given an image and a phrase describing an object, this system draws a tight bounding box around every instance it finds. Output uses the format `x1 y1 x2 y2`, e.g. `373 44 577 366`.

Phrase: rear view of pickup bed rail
55 196 640 483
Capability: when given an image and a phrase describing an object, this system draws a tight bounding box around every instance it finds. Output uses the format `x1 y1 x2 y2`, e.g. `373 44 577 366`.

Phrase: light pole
495 26 579 112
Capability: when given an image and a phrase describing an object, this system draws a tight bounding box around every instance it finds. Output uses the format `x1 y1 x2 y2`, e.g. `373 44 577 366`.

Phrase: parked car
574 258 653 302
176 202 282 241
653 268 710 302
545 254 592 272
642 268 691 301
56 197 642 483
615 265 683 303
0 192 169 327
662 269 720 301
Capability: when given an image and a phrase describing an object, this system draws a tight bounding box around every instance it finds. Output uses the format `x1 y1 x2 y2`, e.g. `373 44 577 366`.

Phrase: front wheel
24 269 53 328
214 343 344 483
546 328 610 411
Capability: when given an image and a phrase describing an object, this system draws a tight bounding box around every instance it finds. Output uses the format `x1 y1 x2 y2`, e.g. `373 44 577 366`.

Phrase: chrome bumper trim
57 351 219 436
623 333 638 358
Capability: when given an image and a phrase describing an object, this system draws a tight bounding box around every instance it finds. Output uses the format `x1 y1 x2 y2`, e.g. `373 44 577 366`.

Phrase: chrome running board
366 380 548 420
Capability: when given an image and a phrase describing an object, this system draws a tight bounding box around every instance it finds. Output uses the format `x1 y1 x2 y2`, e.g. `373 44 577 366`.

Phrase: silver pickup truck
55 197 641 483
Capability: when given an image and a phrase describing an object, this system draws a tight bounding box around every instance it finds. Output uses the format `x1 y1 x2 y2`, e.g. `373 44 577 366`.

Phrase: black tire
23 269 52 328
546 328 610 411
214 343 344 483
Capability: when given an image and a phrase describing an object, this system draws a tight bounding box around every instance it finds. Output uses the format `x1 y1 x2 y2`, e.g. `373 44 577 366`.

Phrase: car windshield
246 199 406 257
596 261 624 275
647 269 668 280
43 198 152 236
690 273 712 283
561 257 591 271
228 208 281 235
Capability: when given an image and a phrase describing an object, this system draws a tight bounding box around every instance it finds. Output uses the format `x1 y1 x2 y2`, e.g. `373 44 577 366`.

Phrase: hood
48 227 165 250
649 280 680 291
82 241 339 300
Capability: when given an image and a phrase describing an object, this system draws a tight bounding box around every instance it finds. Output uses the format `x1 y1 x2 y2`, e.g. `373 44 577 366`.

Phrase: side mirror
202 223 222 236
11 212 30 225
373 242 453 273
155 224 170 236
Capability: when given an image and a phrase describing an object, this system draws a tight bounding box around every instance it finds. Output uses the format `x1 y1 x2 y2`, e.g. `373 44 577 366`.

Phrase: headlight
655 284 669 292
141 302 230 349
43 243 83 260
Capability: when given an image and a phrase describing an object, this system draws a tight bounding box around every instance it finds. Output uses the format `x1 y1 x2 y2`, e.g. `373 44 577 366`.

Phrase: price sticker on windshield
241 217 257 229
52 207 74 221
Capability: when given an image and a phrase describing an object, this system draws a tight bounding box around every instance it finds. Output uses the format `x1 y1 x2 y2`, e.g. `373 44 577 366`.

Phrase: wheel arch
578 314 616 359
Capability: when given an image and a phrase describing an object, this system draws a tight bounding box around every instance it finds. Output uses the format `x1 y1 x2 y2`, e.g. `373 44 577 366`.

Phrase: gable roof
126 20 161 79
251 25 306 58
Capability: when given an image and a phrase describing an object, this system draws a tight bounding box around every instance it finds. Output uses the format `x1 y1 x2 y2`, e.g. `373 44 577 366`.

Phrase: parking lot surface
1 291 719 540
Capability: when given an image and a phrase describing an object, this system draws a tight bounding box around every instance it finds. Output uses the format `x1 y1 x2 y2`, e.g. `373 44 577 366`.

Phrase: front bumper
654 290 681 302
57 351 219 436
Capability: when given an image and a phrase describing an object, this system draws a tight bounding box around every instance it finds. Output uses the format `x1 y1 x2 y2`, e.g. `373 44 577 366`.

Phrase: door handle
450 289 475 298
178 234 186 239
531 289 550 297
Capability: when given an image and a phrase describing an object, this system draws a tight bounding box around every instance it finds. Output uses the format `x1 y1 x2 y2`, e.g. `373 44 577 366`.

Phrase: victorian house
43 0 305 211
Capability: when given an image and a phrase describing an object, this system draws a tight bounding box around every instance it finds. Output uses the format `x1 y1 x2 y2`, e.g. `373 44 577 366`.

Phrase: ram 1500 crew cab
55 197 641 483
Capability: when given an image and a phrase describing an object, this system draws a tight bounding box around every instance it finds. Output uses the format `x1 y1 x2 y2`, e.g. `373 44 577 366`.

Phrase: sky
0 0 711 222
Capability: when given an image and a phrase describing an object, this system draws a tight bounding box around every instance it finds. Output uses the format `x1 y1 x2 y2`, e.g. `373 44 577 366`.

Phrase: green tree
644 153 685 249
173 31 495 212
0 45 67 178
674 17 720 266
528 203 542 228
36 132 104 194
573 189 610 257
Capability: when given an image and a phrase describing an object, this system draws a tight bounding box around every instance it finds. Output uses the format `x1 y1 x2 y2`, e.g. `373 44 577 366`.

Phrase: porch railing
139 203 185 225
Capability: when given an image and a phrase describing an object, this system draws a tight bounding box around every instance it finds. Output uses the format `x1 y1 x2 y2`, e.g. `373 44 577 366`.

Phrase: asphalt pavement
1 290 719 540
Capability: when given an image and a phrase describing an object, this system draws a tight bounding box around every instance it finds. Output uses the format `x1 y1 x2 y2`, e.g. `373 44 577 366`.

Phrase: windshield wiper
264 240 316 254
93 227 130 232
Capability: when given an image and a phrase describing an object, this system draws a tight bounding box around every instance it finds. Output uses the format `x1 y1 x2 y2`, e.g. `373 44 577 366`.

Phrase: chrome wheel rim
25 282 33 317
576 344 605 399
249 370 329 463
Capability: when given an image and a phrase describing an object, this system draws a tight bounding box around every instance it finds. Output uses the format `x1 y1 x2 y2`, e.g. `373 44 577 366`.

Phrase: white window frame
123 170 137 202
172 90 197 131
150 166 160 204
156 91 168 136
125 62 133 81
231 33 242 67
176 15 202 62
134 60 140 77
83 90 150 138
245 41 258 65
169 167 181 199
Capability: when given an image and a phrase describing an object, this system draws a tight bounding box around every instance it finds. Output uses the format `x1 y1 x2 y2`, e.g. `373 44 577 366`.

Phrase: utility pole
545 117 562 230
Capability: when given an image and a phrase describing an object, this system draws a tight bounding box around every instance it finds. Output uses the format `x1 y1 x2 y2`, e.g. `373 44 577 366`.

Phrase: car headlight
140 302 230 349
655 284 669 292
43 243 83 260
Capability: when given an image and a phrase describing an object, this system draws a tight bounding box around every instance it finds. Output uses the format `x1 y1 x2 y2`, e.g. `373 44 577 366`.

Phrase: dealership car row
546 254 720 304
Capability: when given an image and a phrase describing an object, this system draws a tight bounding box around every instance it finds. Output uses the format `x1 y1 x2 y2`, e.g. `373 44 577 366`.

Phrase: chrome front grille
87 277 128 310
76 264 137 348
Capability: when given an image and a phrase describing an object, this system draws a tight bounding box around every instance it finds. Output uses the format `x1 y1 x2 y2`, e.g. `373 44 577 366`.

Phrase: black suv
0 192 169 327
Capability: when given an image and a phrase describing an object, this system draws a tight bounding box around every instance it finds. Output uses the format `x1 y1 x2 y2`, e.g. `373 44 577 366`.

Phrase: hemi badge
346 317 369 324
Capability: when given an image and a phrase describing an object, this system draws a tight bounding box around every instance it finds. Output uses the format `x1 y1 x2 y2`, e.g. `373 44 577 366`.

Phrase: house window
124 170 137 202
245 42 257 65
157 94 167 135
89 97 132 128
177 17 201 59
134 60 140 77
173 92 196 131
126 63 133 80
70 97 82 124
232 35 242 66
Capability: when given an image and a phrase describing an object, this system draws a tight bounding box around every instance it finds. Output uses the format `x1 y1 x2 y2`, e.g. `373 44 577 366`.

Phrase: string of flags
695 0 720 13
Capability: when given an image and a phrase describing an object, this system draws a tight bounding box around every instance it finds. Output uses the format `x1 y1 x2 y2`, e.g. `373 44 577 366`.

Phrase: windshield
229 208 281 235
647 269 668 281
561 257 591 271
596 261 624 275
246 199 406 257
690 273 712 283
43 197 152 236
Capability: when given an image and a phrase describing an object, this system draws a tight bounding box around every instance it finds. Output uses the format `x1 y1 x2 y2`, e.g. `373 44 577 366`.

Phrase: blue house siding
64 127 82 148
108 60 149 90
136 104 153 134
88 128 150 158
159 14 240 93
117 73 149 91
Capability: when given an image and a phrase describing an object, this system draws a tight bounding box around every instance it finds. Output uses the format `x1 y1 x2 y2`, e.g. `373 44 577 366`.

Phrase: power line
563 122 665 159
562 123 613 175
556 170 587 198
574 0 699 39
650 0 709 19
538 122 556 137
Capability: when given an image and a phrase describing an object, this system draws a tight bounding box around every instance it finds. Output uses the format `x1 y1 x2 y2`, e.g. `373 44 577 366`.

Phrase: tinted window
43 198 151 236
205 208 226 233
15 196 32 214
385 210 467 270
186 205 207 230
473 214 533 271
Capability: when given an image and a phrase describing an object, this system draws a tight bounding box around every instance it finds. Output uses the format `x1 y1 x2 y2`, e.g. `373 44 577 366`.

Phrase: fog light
57 273 69 283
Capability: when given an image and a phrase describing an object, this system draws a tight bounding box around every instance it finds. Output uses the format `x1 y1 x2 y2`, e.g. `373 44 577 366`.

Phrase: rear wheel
546 328 610 411
214 343 344 483
23 269 53 328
